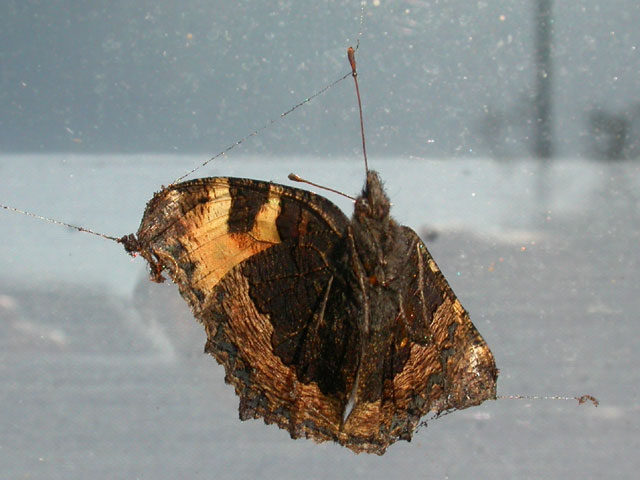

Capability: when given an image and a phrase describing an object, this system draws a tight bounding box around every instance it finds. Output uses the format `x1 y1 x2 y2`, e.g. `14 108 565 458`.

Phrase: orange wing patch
134 178 283 305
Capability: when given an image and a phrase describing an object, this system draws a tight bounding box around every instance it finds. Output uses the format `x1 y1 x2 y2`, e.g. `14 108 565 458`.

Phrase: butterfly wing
386 226 498 432
319 225 498 453
131 177 363 446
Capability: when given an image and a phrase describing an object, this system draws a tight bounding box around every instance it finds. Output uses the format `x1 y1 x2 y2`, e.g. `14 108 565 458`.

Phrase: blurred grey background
1 1 639 479
1 0 639 159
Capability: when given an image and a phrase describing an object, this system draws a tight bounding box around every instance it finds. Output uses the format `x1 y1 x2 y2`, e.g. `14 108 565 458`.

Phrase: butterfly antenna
416 392 599 431
348 46 369 175
1 203 123 244
287 174 355 201
498 394 599 407
172 71 352 185
174 6 367 185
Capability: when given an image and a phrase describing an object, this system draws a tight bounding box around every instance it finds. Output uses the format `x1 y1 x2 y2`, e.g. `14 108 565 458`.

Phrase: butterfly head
354 170 390 222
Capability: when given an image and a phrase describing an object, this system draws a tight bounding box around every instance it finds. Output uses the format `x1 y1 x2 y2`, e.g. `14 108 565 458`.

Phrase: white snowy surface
1 155 638 479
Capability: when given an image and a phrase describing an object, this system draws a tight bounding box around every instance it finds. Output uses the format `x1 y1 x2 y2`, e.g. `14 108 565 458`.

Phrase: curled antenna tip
348 46 357 76
498 393 599 407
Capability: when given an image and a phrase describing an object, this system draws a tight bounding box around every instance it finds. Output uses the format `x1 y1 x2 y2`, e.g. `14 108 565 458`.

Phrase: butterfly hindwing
383 227 497 436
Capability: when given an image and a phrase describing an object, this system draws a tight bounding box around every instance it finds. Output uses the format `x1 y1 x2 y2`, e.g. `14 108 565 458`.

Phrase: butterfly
119 167 498 455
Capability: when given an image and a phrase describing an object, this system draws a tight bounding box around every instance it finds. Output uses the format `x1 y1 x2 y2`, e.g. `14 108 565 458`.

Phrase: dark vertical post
533 0 554 159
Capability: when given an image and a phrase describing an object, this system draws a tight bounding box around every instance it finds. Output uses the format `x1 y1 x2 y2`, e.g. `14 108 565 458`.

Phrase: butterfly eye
355 198 370 214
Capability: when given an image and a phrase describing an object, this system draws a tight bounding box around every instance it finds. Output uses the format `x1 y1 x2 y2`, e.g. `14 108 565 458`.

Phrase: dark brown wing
315 226 498 454
130 177 362 448
380 226 498 439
